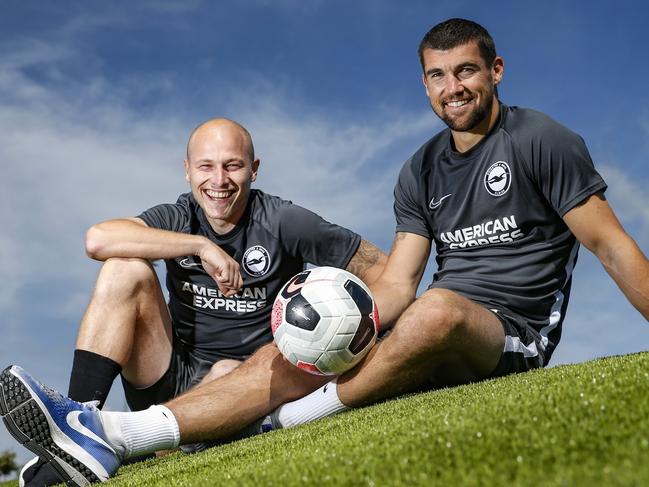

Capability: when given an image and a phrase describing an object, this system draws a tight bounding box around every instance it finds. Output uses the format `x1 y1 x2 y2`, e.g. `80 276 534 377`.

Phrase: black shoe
19 457 61 487
180 442 212 454
121 452 155 465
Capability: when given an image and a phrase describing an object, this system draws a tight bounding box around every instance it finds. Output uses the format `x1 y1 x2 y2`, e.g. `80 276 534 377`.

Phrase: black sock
67 349 122 409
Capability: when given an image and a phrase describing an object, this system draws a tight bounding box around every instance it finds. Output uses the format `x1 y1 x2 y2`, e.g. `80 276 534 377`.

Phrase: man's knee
95 258 159 298
203 359 242 382
385 288 504 384
394 289 468 352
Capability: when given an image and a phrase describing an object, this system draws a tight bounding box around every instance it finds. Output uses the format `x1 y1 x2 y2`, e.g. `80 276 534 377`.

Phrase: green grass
104 351 649 487
3 352 649 486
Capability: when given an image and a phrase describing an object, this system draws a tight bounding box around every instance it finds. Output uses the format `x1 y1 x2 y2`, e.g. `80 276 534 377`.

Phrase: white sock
271 380 349 429
101 405 180 459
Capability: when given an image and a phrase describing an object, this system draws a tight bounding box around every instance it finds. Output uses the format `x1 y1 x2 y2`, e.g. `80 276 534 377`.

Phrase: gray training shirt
139 190 361 361
394 103 607 361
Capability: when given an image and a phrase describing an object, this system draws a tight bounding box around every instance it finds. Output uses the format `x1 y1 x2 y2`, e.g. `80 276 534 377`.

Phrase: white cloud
0 102 188 312
0 31 435 319
243 101 434 237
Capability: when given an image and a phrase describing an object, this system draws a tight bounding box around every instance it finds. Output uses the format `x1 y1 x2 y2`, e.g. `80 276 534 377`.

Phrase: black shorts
488 307 548 378
121 339 225 411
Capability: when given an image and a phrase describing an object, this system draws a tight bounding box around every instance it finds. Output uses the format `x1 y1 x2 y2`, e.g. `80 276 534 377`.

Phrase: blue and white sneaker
0 366 121 486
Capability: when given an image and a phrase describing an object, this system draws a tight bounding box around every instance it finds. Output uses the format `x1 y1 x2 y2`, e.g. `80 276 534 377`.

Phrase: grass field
3 351 649 486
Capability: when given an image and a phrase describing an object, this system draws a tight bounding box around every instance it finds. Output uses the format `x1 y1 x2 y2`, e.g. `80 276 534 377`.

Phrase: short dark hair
418 18 497 70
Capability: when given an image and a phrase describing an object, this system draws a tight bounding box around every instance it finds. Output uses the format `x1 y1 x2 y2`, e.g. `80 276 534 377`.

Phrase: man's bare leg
273 288 505 427
338 288 504 405
6 288 503 470
161 288 502 444
11 260 174 486
73 257 172 393
165 344 328 442
0 287 504 486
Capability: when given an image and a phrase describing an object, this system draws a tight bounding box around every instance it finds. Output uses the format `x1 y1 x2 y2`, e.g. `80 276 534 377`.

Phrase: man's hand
198 242 243 297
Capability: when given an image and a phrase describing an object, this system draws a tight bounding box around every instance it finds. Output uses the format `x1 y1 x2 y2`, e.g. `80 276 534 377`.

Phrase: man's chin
442 111 486 132
206 209 231 221
201 203 231 221
433 107 473 131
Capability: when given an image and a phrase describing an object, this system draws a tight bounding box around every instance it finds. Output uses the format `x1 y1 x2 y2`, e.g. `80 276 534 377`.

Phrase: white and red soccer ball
271 266 379 376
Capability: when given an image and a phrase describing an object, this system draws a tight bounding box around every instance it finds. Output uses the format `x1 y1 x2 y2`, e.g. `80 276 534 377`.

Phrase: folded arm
85 218 242 296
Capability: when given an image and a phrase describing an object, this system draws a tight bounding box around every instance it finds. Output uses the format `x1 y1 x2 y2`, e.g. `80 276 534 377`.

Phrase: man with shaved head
19 118 386 486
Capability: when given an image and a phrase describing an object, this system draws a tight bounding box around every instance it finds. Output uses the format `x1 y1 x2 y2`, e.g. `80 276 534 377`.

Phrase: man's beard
434 86 495 132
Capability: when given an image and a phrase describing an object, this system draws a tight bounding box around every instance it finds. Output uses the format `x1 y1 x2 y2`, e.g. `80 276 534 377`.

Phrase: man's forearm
85 219 209 262
370 281 416 331
600 237 649 321
345 239 388 286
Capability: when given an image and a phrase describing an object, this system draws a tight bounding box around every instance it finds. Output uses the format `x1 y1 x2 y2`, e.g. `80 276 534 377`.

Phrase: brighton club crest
242 245 271 277
484 161 511 197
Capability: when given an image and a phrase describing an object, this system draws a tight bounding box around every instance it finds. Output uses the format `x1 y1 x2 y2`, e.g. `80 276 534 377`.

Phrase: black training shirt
394 103 607 360
139 190 361 361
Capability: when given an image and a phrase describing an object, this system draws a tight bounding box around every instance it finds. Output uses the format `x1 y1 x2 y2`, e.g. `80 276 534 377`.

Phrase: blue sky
1 0 648 461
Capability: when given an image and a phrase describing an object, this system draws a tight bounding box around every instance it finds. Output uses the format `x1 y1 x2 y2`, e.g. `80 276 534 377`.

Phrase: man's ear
251 158 261 182
492 56 504 86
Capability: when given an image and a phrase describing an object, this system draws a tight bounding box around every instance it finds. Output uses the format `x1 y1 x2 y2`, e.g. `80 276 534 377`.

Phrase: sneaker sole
0 368 100 486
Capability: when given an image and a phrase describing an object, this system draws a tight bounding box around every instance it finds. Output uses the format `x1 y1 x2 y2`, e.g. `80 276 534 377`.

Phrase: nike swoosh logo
179 257 203 268
429 193 452 209
285 281 306 295
285 277 330 295
66 411 116 455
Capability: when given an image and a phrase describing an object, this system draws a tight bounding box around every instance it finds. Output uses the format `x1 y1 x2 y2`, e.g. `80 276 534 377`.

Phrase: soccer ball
271 266 379 376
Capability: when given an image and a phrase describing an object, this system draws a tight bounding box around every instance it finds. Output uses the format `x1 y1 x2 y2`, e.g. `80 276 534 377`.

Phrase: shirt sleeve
137 193 193 232
515 114 607 216
278 204 361 269
393 157 431 238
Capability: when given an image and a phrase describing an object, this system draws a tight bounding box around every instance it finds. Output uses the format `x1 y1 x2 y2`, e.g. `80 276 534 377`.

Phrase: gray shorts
488 307 548 378
121 338 226 411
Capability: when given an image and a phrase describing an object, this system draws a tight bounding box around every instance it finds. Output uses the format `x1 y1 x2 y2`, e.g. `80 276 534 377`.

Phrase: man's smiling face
184 120 259 234
421 40 502 132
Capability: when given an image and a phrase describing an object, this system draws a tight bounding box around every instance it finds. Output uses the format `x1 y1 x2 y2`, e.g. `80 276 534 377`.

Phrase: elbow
85 224 108 260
